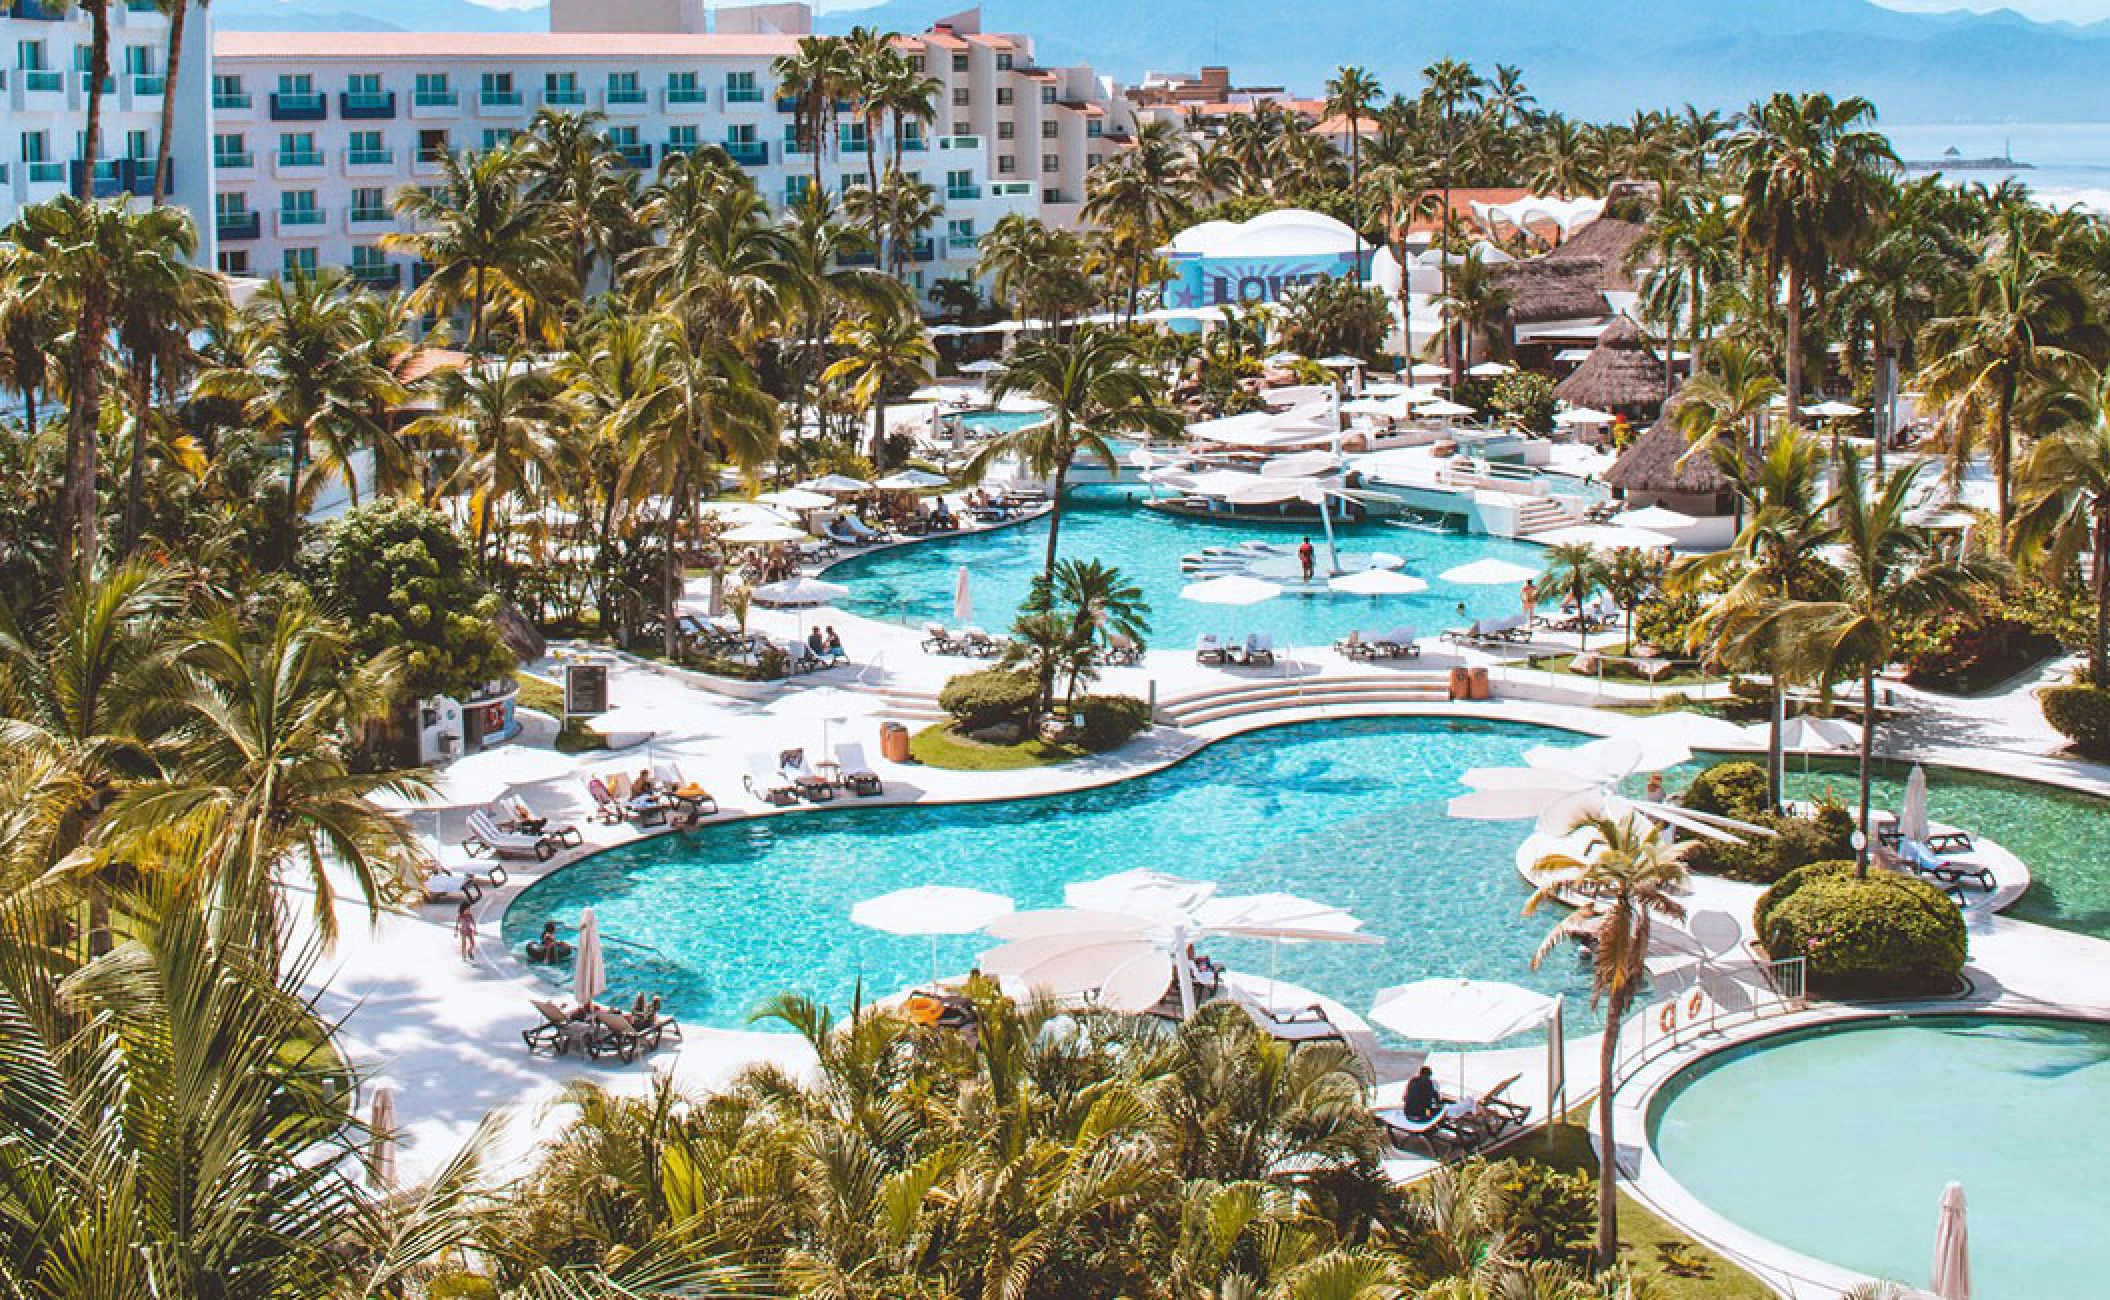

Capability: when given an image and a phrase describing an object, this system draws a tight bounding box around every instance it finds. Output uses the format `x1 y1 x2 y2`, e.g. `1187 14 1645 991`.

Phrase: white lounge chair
777 748 835 801
463 809 556 862
1231 991 1345 1046
742 753 800 806
1196 633 1227 665
1374 626 1420 658
922 623 964 654
421 870 483 903
1102 630 1142 665
1239 632 1275 666
832 742 883 796
960 627 1006 658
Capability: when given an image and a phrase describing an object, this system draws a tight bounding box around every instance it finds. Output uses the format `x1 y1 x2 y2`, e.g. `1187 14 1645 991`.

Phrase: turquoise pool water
1649 1015 2110 1298
503 717 1604 1030
955 409 1052 434
830 486 1548 648
1676 759 2110 938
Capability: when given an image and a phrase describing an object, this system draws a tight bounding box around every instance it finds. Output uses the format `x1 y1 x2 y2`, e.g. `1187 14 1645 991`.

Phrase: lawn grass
1526 641 1716 689
909 723 1089 770
513 672 609 753
1514 1118 1772 1300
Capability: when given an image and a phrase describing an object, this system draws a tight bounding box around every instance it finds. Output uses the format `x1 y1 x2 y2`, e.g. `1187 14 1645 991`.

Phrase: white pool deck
289 546 2110 1299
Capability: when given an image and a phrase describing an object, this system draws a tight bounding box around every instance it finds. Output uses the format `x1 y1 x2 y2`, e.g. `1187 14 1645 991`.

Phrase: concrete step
1173 686 1453 727
1162 675 1455 726
1160 673 1450 711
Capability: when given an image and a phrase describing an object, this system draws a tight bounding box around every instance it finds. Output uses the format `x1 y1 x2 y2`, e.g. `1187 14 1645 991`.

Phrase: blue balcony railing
723 140 767 166
606 87 646 106
213 89 251 109
946 183 982 201
340 91 396 119
24 160 65 185
213 150 254 170
725 84 764 104
350 262 402 288
218 211 261 241
22 70 64 93
479 89 523 108
131 74 164 96
614 144 652 169
543 88 585 106
666 84 709 104
345 147 393 166
270 91 327 121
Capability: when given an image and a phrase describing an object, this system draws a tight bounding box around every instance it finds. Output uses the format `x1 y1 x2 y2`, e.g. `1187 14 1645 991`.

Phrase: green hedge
1684 800 1857 884
1755 861 1967 997
1072 693 1152 752
1681 760 1770 820
2042 684 2110 759
938 669 1040 730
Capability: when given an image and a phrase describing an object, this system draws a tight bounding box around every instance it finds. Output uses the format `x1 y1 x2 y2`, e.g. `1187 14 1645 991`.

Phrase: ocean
1884 122 2110 213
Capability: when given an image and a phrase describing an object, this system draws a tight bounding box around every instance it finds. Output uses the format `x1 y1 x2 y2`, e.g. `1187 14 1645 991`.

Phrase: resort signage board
1159 249 1371 310
564 663 608 718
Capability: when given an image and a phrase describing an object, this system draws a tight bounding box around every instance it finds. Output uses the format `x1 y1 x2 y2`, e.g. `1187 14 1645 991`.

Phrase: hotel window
668 123 698 154
277 73 313 96
211 71 245 107
278 131 320 165
212 132 245 166
1040 86 1055 104
839 121 867 154
1089 153 1103 167
951 87 968 106
947 217 973 240
782 122 801 150
351 244 389 272
481 127 516 150
123 45 154 76
1041 120 1057 139
945 168 973 196
996 122 1013 140
902 121 924 149
414 72 453 106
213 191 247 221
347 128 385 163
544 71 581 104
667 71 703 102
606 71 643 104
217 249 249 275
124 129 150 159
606 124 640 153
995 52 1013 70
283 248 318 278
784 174 809 204
350 186 387 220
951 53 967 71
997 155 1015 174
1041 153 1058 173
839 172 861 193
725 69 760 102
17 40 46 71
280 189 319 218
479 71 519 104
418 128 449 161
1087 119 1102 138
347 72 381 96
950 121 969 137
995 87 1012 106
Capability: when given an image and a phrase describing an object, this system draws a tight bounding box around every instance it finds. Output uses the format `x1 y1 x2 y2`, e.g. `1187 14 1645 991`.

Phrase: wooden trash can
1468 666 1491 700
1449 666 1472 700
879 721 911 763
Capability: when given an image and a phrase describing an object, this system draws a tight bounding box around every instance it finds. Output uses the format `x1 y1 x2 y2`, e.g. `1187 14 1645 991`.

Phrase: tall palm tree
2014 364 2110 683
149 0 205 205
1324 66 1383 284
1831 180 1964 476
1365 161 1440 361
876 46 940 180
108 202 218 555
1916 204 2094 526
1722 92 1896 414
69 0 114 200
386 145 560 352
408 359 563 577
1767 451 1998 869
821 307 935 464
1527 814 1691 1269
1673 339 1782 475
841 27 897 266
1423 58 1485 384
1433 248 1510 372
1632 189 1737 396
1082 121 1195 323
773 34 851 194
102 598 427 945
520 106 639 300
627 164 795 357
0 243 62 441
1540 542 1610 650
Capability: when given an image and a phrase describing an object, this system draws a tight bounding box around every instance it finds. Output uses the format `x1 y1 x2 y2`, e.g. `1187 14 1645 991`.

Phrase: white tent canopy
1064 869 1219 922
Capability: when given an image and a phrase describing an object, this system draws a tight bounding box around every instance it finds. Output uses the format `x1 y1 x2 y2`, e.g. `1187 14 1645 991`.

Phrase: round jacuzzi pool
1647 1014 2110 1297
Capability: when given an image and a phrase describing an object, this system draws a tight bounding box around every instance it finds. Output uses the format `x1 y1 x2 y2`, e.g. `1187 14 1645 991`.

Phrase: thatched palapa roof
1491 218 1650 324
1603 393 1735 496
1553 317 1668 414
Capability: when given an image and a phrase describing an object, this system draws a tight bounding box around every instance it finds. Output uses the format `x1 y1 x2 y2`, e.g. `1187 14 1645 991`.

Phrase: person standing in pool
1520 578 1540 626
1298 537 1316 581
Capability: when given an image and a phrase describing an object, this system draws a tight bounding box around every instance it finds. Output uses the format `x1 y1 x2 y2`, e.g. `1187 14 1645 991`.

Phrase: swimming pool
954 408 1052 435
504 717 1605 1031
1648 1014 2110 1297
829 486 1548 648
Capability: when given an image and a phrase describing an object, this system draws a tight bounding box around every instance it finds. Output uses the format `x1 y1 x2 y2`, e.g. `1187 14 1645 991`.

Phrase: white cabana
1467 361 1515 377
700 500 795 526
978 928 1179 1014
1414 398 1477 419
853 885 1015 983
1181 575 1283 606
1802 399 1865 419
1553 407 1616 428
1369 977 1557 1044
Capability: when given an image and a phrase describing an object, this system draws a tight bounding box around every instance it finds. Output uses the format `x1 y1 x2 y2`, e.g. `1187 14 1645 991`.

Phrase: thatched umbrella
1554 318 1668 420
1603 403 1737 515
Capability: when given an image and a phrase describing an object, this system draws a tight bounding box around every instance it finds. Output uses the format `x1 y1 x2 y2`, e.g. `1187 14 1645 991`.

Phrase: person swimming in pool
1298 537 1316 581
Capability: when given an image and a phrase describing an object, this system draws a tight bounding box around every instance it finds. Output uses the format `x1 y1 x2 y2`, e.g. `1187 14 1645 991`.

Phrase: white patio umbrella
1931 1181 1970 1300
1064 869 1218 922
1181 575 1283 606
1441 558 1540 586
1748 715 1862 753
1524 733 1693 782
1900 763 1932 844
757 487 835 511
1612 505 1697 531
585 701 666 746
1414 398 1477 419
909 384 958 403
573 908 606 1011
980 931 1177 1013
1531 524 1673 551
1802 399 1865 419
876 468 949 490
766 685 883 753
1265 350 1303 366
1467 361 1515 377
1369 978 1558 1088
1318 353 1366 368
723 522 810 545
1552 407 1615 428
753 575 850 607
800 473 875 494
1194 892 1380 1002
958 358 1005 375
853 885 1015 984
432 745 577 807
367 1086 397 1190
1328 568 1430 597
952 565 974 626
699 500 794 526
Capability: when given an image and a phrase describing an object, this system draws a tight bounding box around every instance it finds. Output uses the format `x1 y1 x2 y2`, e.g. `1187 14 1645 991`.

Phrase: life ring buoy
1657 1002 1677 1034
1684 989 1706 1020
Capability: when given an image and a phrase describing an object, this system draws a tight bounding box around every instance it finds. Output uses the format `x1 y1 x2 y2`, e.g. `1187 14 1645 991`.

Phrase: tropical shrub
1894 606 2059 694
1634 587 1706 654
1755 861 1968 996
1685 800 1857 884
2042 684 2110 758
1492 371 1560 435
938 668 1040 731
1680 761 1770 820
1072 692 1152 751
1491 1159 1597 1271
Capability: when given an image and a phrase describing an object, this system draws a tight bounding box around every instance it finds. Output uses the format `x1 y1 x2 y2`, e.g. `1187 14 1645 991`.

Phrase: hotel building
208 3 1136 295
2 0 215 245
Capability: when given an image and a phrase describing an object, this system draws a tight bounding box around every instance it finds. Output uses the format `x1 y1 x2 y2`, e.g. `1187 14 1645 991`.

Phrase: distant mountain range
211 0 2110 121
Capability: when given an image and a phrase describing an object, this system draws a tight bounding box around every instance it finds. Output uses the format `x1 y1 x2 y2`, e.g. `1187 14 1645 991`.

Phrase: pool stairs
1160 672 1452 727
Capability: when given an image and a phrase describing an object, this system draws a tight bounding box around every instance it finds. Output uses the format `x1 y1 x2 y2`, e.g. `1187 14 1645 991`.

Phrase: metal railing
1613 955 1807 1089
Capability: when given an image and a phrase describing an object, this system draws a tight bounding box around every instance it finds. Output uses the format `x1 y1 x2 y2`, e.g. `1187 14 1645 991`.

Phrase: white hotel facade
2 0 215 240
207 3 1136 295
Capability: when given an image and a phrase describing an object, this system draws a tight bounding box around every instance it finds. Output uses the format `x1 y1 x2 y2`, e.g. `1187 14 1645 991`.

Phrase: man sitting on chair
1404 1065 1445 1122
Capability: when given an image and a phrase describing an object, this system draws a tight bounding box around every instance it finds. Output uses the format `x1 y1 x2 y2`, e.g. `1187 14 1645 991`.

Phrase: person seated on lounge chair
501 798 547 834
526 921 573 964
931 497 955 530
1404 1066 1445 1122
633 769 656 797
806 626 827 660
823 627 847 664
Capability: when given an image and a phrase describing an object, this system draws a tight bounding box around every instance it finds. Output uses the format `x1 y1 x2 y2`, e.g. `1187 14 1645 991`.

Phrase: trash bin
1449 666 1472 700
879 720 911 763
1468 666 1490 700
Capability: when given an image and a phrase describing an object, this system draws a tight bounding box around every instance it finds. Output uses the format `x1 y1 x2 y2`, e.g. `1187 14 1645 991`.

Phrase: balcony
604 86 647 111
129 73 163 98
273 148 325 177
77 72 115 95
340 90 396 119
24 160 65 186
774 95 798 113
909 238 935 263
274 207 327 237
838 137 869 155
349 262 402 289
410 89 458 118
345 205 392 228
940 134 984 152
948 233 978 253
723 140 767 166
613 144 652 170
344 147 394 174
477 88 525 116
269 91 327 121
661 141 697 161
838 250 875 267
412 148 449 176
213 150 255 172
213 89 251 112
217 210 261 241
899 137 928 152
945 183 982 201
724 85 764 104
990 180 1034 198
666 84 709 105
542 88 585 108
9 0 64 19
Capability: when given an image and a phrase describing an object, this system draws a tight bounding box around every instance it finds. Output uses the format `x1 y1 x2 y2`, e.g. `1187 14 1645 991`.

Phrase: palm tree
1365 161 1440 361
627 164 795 357
101 598 428 945
0 244 62 442
774 34 851 194
107 202 218 555
1632 190 1737 396
876 47 940 180
841 27 897 265
1673 339 1782 474
1433 248 1510 371
69 0 114 200
821 307 935 464
1082 121 1196 323
969 328 1181 591
1324 65 1383 284
148 0 204 205
1601 548 1657 650
1527 814 1691 1269
1540 542 1610 650
408 359 563 577
1423 58 1485 383
1831 180 1963 476
1916 204 2094 526
1028 557 1151 657
1769 452 2000 867
2014 364 2110 683
386 145 561 352
521 106 639 299
1722 92 1896 414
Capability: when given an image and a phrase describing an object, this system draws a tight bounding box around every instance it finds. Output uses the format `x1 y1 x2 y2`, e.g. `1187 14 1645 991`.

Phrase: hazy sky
1871 0 2110 18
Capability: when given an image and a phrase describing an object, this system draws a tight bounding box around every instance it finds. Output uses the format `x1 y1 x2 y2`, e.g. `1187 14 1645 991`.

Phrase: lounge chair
1899 838 1996 892
497 799 583 848
420 870 483 904
585 777 624 824
463 810 557 862
1372 1104 1457 1158
1879 824 1974 854
521 999 577 1056
779 748 836 801
822 518 863 547
1374 626 1421 659
922 623 964 654
1452 1074 1529 1146
1233 994 1346 1046
960 627 1007 658
795 538 836 563
840 515 891 545
832 742 884 796
1196 633 1227 665
1238 632 1276 666
586 1009 669 1063
1102 630 1143 665
780 639 826 674
743 753 801 807
1482 614 1529 643
1335 630 1380 660
1442 621 1484 646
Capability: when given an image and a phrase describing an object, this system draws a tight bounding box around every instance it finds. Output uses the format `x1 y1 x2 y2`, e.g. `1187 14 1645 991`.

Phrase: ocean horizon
1886 121 2110 212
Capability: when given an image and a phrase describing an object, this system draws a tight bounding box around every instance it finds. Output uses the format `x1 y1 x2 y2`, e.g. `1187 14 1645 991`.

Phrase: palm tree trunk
469 266 487 353
1857 666 1876 877
1874 336 1894 481
662 479 685 661
77 0 110 200
1594 985 1628 1270
869 391 885 464
120 353 154 554
1348 124 1362 286
1767 683 1786 810
1688 266 1703 387
1782 265 1804 420
151 0 187 205
2093 508 2109 685
62 286 111 583
1995 370 2015 528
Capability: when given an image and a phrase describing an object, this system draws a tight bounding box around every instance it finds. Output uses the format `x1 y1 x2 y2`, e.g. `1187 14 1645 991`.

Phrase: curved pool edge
1615 999 2110 1299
